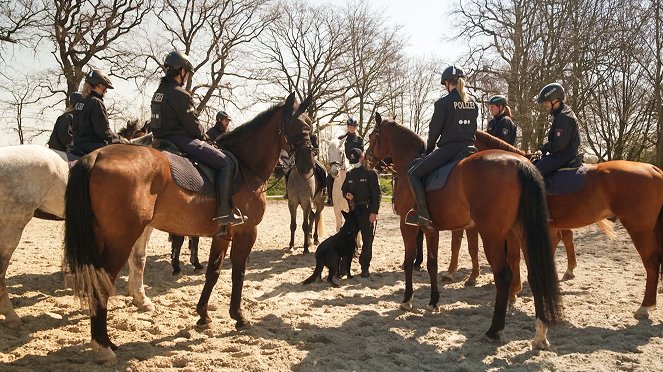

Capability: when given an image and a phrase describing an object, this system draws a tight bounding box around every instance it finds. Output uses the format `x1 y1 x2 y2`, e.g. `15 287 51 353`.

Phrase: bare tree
0 0 43 46
45 0 152 106
255 0 350 130
403 56 439 136
0 69 57 144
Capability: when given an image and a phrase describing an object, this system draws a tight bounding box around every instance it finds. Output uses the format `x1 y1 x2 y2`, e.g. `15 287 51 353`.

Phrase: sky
0 0 460 147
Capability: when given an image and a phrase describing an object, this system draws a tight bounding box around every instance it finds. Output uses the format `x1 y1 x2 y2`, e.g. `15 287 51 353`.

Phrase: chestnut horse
365 114 562 347
63 93 314 363
474 130 663 318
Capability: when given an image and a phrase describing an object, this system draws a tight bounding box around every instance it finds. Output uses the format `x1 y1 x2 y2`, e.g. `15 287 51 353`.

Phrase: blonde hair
503 105 513 117
457 78 468 102
81 82 93 98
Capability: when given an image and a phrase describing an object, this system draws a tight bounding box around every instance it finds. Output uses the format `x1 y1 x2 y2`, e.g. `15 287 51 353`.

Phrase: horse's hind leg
196 236 231 328
0 218 28 328
506 231 522 302
302 207 312 254
560 229 577 280
425 230 440 310
400 222 421 311
481 235 512 340
127 227 154 312
443 229 463 281
288 202 297 251
625 228 660 318
170 234 184 275
466 228 481 286
189 237 204 270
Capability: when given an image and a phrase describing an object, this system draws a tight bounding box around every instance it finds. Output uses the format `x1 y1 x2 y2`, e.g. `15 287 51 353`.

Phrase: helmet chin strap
178 69 186 87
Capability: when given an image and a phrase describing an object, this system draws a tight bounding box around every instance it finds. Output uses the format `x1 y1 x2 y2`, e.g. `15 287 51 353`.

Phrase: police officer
326 117 364 206
206 110 231 141
535 83 583 176
72 69 121 154
406 66 478 228
150 51 244 236
342 148 381 278
486 95 517 146
48 92 82 152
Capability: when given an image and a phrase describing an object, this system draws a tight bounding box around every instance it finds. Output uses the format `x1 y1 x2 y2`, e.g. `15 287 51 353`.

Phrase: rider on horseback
534 83 583 176
486 95 517 146
150 51 245 236
326 117 363 206
72 69 122 154
206 110 231 141
406 66 478 228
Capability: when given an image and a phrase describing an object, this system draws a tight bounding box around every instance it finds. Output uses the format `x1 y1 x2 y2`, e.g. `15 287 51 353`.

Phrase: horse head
366 111 424 171
283 93 315 178
326 138 346 178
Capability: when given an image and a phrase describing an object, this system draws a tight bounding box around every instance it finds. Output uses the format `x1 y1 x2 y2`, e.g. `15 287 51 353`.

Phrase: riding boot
405 173 432 228
213 169 245 236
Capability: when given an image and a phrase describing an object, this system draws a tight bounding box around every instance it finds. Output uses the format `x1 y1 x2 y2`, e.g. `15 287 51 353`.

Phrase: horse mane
217 103 283 149
475 130 525 155
382 119 425 152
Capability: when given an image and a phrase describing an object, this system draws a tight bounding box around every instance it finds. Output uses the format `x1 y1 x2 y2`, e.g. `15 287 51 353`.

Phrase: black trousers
354 205 375 270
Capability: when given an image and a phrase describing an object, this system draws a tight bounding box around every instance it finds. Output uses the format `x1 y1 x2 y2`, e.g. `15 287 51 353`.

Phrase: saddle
411 147 476 192
153 139 238 197
544 164 588 195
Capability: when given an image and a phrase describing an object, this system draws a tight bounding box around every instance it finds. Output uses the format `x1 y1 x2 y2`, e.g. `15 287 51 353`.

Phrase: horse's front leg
196 235 231 328
465 228 481 286
302 208 312 254
425 230 440 310
228 227 258 329
0 217 28 328
400 221 419 311
560 229 576 280
127 227 155 311
170 234 184 275
288 203 297 251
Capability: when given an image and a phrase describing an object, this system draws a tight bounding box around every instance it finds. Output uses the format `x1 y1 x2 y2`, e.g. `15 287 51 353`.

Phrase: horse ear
375 112 382 126
283 92 296 123
293 94 313 119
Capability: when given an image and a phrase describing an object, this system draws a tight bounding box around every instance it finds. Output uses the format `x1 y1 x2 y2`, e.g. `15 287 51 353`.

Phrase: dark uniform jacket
426 89 478 152
205 125 226 141
487 114 517 146
72 91 118 146
151 77 205 140
341 133 363 161
342 166 381 214
540 102 581 163
47 112 73 151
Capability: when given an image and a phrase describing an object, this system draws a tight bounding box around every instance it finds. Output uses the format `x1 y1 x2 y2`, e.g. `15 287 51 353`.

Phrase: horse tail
516 161 562 324
596 218 617 240
63 153 114 314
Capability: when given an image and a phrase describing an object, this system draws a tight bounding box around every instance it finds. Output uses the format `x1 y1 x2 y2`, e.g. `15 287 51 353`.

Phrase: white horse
0 144 152 328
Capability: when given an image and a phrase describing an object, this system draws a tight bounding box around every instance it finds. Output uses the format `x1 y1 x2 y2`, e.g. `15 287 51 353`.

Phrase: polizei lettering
453 101 476 110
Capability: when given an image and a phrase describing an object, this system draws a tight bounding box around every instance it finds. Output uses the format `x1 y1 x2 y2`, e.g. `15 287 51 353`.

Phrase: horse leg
425 230 440 311
313 209 321 245
442 230 463 281
229 227 258 329
466 228 480 286
400 221 420 311
506 231 522 303
0 217 29 328
195 236 231 328
170 234 184 275
414 228 424 269
482 236 512 341
288 202 297 251
560 229 577 280
625 228 660 319
302 207 312 254
189 237 204 270
127 227 155 312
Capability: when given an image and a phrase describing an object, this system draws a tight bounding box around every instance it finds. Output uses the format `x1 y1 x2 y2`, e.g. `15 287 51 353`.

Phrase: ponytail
81 82 93 98
503 105 513 118
457 78 468 102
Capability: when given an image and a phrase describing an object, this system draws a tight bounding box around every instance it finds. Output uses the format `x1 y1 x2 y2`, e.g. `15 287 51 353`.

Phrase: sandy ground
1 199 662 371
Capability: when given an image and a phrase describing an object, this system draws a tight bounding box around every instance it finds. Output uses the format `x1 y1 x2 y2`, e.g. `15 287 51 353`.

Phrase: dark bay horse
365 114 562 348
63 93 314 363
474 130 663 318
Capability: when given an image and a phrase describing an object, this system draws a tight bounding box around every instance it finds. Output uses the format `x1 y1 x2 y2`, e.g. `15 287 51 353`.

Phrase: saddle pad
163 152 215 196
408 157 462 192
545 164 589 195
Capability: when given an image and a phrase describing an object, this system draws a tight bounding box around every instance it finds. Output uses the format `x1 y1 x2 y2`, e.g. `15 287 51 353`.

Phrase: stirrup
213 209 246 226
405 209 432 228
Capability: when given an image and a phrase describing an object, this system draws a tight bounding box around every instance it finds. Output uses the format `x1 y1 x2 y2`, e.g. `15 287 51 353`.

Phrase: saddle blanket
163 150 238 196
544 164 588 195
408 157 462 192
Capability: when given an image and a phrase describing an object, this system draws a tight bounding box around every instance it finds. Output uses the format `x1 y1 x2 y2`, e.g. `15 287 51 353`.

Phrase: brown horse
474 130 663 318
63 93 314 363
365 114 562 348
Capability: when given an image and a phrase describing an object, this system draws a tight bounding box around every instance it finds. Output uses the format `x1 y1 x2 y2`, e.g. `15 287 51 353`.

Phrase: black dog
303 210 359 287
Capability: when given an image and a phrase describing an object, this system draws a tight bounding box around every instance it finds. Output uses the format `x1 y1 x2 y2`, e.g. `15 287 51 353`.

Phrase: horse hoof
172 269 181 276
562 271 575 281
508 296 517 305
464 278 477 287
91 340 118 365
193 264 204 271
531 337 550 350
634 305 655 319
3 317 22 329
134 298 155 313
426 304 439 312
235 319 252 331
482 331 501 343
400 301 413 311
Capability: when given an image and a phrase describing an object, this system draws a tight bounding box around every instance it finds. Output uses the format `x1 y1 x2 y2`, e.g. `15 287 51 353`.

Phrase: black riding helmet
441 65 465 84
346 117 358 127
216 110 230 121
85 69 114 89
69 91 83 106
488 95 507 106
537 83 565 103
164 51 195 74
